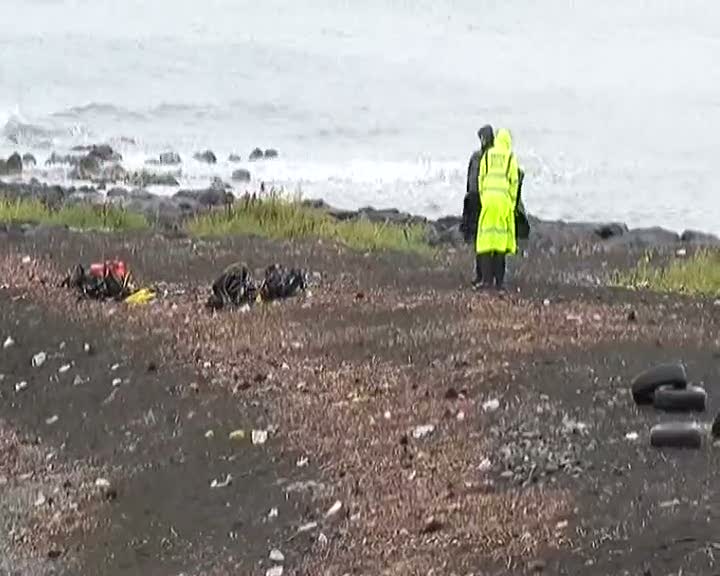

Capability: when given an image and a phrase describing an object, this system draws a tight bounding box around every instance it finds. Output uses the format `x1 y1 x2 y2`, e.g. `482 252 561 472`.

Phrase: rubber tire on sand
631 362 687 405
653 385 707 413
650 422 703 449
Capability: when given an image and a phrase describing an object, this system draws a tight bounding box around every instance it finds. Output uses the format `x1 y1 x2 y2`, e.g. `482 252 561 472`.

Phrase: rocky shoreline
2 146 719 251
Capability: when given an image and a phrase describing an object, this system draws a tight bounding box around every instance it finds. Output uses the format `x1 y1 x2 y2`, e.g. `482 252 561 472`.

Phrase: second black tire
653 384 706 412
650 422 703 449
631 362 687 404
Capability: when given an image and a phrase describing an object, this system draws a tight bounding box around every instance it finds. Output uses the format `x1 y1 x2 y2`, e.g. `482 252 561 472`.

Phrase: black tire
631 362 687 405
653 385 706 412
650 422 703 449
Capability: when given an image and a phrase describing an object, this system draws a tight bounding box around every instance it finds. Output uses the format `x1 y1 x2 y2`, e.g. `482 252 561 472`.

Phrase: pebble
58 364 71 374
543 299 550 306
325 500 342 518
15 381 28 392
228 429 245 441
205 430 215 439
384 410 392 420
95 478 111 489
21 255 32 264
482 399 500 412
32 352 47 368
73 375 84 386
110 364 120 371
83 343 92 354
478 458 492 472
252 430 269 445
266 567 283 576
46 415 59 425
456 411 465 421
412 424 435 439
112 378 122 387
3 336 14 349
269 549 285 562
625 432 639 441
297 521 318 533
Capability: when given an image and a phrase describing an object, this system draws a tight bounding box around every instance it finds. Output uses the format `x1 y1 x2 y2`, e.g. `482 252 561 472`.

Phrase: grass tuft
187 194 433 255
615 249 720 297
0 198 148 232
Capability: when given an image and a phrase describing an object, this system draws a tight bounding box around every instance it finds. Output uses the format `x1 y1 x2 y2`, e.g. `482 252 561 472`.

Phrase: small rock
210 474 233 489
34 493 47 507
15 381 28 392
205 430 215 439
412 424 435 439
159 151 182 165
21 255 32 264
478 458 492 472
264 148 279 159
421 516 443 534
249 147 265 161
383 410 392 420
232 168 251 182
325 500 342 518
297 521 318 533
32 352 47 368
58 364 71 374
3 336 14 349
269 549 285 562
676 248 687 257
83 343 92 354
73 375 84 386
266 567 283 576
112 378 122 387
555 520 568 530
482 399 500 412
543 298 550 306
110 363 120 371
46 415 59 425
228 429 245 441
252 430 269 445
456 411 465 421
95 478 111 489
625 432 639 441
193 150 217 164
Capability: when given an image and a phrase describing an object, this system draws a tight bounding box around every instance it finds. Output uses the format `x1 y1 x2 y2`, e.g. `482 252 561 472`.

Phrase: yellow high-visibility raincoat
476 128 519 255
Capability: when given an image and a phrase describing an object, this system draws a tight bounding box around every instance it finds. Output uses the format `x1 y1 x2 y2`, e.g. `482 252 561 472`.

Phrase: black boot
478 254 494 289
493 253 506 290
471 254 483 288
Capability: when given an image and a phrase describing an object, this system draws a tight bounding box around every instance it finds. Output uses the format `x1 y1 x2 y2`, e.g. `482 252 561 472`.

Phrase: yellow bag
124 287 156 305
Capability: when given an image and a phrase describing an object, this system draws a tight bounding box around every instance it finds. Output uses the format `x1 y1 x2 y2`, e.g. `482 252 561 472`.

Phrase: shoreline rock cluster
1 146 719 250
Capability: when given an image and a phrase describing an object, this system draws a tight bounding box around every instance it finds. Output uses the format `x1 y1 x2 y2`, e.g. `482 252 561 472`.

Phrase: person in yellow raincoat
475 128 520 290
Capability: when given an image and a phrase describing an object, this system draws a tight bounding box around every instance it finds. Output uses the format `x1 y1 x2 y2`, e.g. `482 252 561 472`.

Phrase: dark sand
1 225 719 576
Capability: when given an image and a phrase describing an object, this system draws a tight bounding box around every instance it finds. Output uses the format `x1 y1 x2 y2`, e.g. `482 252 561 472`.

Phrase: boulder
22 153 37 167
174 187 231 208
65 190 104 206
159 152 182 166
248 147 264 161
4 153 23 174
69 155 101 180
99 163 128 183
264 148 279 159
594 222 628 239
193 150 217 164
73 144 121 163
232 169 251 182
228 154 242 162
604 226 680 248
126 171 180 187
680 230 720 245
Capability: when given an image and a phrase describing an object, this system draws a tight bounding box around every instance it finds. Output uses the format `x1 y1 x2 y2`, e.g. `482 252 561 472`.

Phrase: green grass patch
0 198 148 232
187 195 433 255
615 249 720 297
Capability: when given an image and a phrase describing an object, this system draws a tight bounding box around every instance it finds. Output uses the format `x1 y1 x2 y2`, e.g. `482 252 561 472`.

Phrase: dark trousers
476 252 506 289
